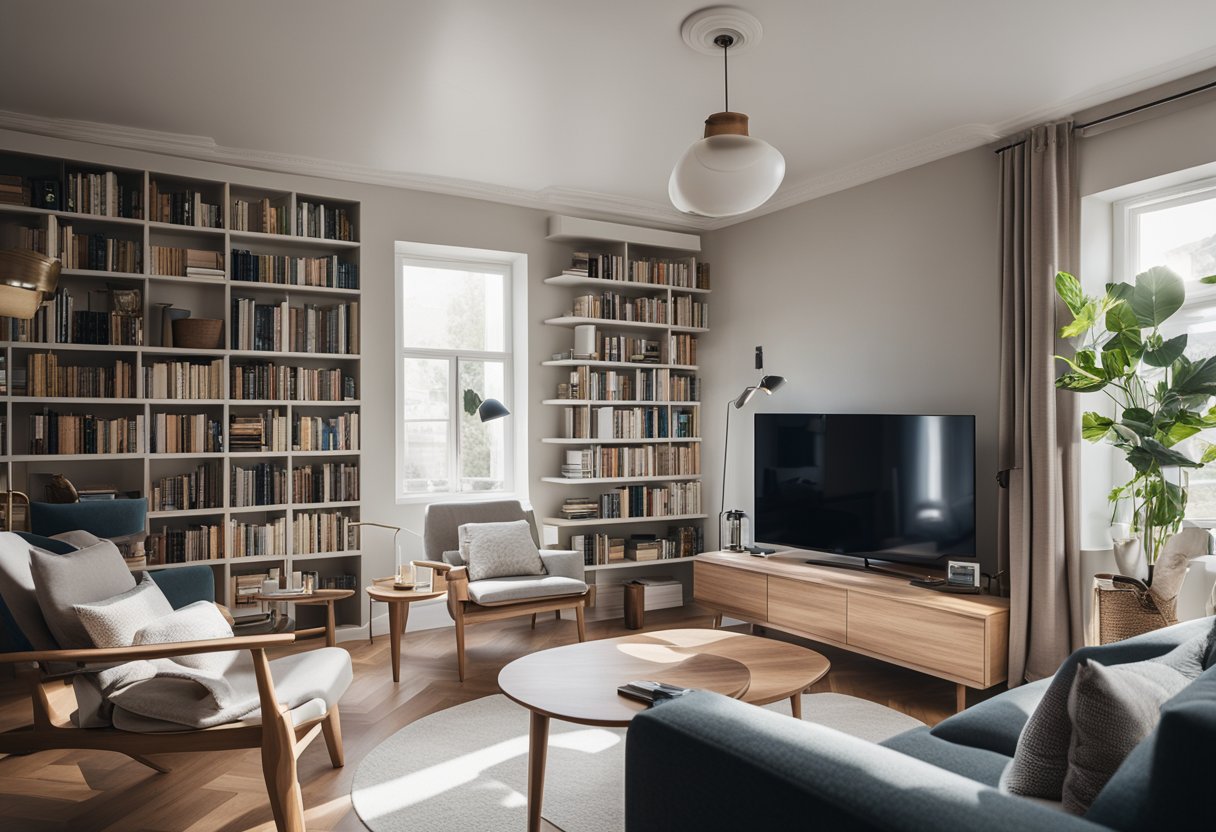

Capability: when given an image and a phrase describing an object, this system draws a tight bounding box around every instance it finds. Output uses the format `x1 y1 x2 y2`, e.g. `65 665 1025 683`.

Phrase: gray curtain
998 120 1084 686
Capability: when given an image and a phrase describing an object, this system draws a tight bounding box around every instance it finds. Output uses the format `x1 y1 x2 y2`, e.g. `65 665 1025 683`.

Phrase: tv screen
754 414 976 564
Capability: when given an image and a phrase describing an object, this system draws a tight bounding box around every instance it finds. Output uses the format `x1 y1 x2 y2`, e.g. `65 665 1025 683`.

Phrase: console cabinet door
767 576 847 642
693 562 767 620
847 593 987 685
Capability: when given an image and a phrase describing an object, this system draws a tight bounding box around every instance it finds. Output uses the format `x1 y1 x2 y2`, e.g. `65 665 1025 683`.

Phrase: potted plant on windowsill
1054 266 1216 580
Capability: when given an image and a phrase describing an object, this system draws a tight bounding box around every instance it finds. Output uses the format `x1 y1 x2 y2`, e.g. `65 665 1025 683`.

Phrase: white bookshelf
0 149 363 632
542 216 708 591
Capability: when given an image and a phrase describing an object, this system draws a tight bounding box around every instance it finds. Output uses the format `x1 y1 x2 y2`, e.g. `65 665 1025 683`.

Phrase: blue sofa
625 617 1216 831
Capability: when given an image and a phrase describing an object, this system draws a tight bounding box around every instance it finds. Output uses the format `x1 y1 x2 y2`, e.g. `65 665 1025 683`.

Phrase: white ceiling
3 0 1216 229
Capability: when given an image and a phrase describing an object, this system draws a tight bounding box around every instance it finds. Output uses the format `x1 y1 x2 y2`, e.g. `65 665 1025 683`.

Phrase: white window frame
1112 175 1216 524
394 241 528 504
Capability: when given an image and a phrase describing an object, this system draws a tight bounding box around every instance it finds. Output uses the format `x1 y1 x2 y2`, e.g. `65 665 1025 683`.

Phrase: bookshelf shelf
541 437 701 444
0 147 364 631
585 556 697 572
541 399 701 407
543 274 711 295
541 359 698 371
541 475 701 485
545 316 709 335
542 513 708 528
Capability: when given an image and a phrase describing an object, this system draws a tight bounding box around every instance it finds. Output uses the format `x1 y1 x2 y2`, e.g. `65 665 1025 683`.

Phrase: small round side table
366 583 446 682
252 588 354 647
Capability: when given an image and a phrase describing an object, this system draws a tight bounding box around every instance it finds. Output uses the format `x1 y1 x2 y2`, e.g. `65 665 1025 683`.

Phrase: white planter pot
1112 537 1148 581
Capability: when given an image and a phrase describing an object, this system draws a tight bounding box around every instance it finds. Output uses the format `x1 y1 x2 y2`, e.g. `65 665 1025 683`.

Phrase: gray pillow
459 520 546 582
1063 656 1197 813
30 540 135 648
74 575 173 648
134 600 236 673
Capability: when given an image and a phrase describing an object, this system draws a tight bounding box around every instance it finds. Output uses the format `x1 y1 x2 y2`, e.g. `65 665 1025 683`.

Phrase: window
1116 177 1216 520
396 244 524 500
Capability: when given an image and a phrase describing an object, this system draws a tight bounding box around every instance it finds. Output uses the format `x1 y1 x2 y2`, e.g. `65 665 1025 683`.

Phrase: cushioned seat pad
930 678 1049 756
880 726 1013 787
467 575 587 605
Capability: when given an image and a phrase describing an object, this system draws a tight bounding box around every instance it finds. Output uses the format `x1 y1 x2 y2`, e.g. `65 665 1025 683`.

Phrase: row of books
231 462 287 507
230 363 357 401
561 444 701 478
293 463 359 503
150 246 225 278
557 367 700 402
66 170 142 218
231 197 289 235
298 200 356 241
230 250 359 289
231 517 287 558
27 411 143 455
292 511 358 554
148 523 223 564
230 298 360 354
72 310 143 346
569 292 669 324
149 412 223 454
595 335 662 364
295 412 359 451
672 294 709 328
0 174 24 206
562 405 700 440
230 410 290 452
19 354 136 398
566 253 710 290
149 181 222 228
57 225 142 273
668 334 697 366
151 463 222 512
144 359 224 400
569 526 702 565
600 483 702 519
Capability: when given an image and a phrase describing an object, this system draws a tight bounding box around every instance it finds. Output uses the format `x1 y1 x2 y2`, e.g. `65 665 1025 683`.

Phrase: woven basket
1092 573 1177 645
172 318 223 349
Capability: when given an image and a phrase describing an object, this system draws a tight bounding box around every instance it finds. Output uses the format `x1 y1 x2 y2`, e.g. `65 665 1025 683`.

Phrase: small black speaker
31 179 60 210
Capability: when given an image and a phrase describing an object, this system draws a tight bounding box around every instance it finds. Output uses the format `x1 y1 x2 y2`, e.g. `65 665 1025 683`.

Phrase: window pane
1136 197 1216 283
402 264 506 351
459 359 506 492
401 421 450 494
402 357 449 420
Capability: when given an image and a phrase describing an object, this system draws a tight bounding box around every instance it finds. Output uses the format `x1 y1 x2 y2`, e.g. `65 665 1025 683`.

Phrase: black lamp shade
759 375 786 393
477 398 510 422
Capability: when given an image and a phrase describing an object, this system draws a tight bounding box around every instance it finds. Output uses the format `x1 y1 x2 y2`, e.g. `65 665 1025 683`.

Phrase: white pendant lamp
669 9 784 218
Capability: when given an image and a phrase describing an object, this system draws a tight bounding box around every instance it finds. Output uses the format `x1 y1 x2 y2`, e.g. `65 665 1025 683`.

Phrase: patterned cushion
74 575 174 648
459 520 547 582
29 540 135 648
134 600 236 673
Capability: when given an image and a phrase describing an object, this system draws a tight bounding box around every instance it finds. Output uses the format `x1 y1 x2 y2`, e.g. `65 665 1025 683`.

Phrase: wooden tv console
693 551 1010 711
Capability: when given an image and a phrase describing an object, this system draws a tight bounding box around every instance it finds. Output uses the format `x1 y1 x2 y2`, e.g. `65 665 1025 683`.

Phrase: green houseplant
1055 266 1216 569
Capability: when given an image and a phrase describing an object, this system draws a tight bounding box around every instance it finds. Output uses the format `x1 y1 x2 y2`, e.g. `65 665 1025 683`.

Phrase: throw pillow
1062 655 1198 813
459 520 546 582
29 539 135 648
133 600 236 673
73 575 174 648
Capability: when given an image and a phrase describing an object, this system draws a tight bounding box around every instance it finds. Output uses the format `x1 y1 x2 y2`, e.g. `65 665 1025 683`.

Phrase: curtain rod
993 77 1216 155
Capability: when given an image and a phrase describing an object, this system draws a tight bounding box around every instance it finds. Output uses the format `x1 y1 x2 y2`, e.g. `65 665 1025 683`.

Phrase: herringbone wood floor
0 607 970 832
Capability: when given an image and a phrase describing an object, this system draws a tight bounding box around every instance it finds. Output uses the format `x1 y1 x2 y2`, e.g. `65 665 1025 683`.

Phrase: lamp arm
721 398 735 519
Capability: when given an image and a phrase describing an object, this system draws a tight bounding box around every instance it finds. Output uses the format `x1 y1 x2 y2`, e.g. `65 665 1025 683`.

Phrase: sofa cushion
74 575 174 648
0 532 59 651
459 520 547 581
1063 647 1201 814
930 677 1049 756
467 575 587 605
134 600 236 673
879 726 1012 787
29 539 135 648
14 531 77 554
147 565 215 610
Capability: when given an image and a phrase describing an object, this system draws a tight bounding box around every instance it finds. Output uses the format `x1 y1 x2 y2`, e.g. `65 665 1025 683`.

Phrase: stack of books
559 497 599 520
570 533 625 565
626 535 662 561
150 246 224 278
229 410 288 452
0 175 25 206
230 197 289 234
231 572 274 610
562 449 592 478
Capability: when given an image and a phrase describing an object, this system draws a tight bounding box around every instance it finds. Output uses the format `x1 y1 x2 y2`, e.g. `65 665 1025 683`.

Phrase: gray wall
699 146 1001 573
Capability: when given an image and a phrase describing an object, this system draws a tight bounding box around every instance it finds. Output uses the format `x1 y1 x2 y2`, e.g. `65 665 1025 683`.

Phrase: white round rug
351 692 923 832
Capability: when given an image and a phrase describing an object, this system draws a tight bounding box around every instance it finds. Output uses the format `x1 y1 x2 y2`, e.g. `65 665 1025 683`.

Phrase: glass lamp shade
669 133 786 218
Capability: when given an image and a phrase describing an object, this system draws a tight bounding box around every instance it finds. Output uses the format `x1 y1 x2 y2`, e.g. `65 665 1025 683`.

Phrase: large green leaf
1106 282 1134 303
1121 407 1154 438
1130 266 1185 327
1081 412 1114 442
1140 437 1200 467
1101 346 1129 376
1171 355 1216 397
1104 300 1138 336
1201 441 1216 464
1162 421 1202 447
1059 300 1098 339
1143 333 1188 368
1055 272 1085 316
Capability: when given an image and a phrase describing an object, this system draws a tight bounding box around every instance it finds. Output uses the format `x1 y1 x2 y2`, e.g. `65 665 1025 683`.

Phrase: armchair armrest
539 549 586 582
626 692 1104 832
413 559 453 573
0 633 297 666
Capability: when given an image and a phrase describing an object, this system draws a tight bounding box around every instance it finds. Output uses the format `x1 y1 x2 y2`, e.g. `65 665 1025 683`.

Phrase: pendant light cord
715 33 734 113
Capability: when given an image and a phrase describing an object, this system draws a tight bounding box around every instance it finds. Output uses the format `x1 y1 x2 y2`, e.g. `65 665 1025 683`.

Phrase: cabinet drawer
693 562 767 620
768 576 846 642
847 593 987 685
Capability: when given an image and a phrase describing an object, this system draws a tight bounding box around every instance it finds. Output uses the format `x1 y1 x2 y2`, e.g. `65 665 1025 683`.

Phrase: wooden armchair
416 500 592 681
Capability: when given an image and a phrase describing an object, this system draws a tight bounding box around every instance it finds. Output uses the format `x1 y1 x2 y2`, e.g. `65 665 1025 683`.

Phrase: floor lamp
721 346 785 553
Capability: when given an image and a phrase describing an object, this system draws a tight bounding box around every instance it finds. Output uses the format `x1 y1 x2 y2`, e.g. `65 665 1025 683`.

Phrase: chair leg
531 613 537 629
128 753 170 774
454 615 467 682
322 704 345 768
252 648 305 832
574 604 586 642
554 610 561 621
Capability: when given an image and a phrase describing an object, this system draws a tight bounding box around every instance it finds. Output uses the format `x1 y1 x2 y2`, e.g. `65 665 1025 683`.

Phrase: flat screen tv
754 413 976 566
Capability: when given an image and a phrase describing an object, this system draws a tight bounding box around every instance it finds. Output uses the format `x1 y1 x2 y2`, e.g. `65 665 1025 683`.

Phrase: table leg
956 684 967 713
527 710 550 832
325 601 337 647
790 692 802 719
388 601 403 683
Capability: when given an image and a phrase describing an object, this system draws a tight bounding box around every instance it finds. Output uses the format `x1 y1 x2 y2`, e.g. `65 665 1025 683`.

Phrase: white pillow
134 600 236 673
459 520 546 581
73 575 173 647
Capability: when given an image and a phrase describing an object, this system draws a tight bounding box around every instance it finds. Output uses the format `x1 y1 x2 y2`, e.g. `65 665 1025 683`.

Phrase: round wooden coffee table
498 628 830 832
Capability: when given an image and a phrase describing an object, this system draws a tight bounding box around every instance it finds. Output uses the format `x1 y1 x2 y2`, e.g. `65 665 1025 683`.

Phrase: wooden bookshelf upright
0 150 365 638
542 215 708 619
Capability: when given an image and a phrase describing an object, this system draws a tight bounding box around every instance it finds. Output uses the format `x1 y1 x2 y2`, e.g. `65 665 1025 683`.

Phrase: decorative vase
1112 537 1148 582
